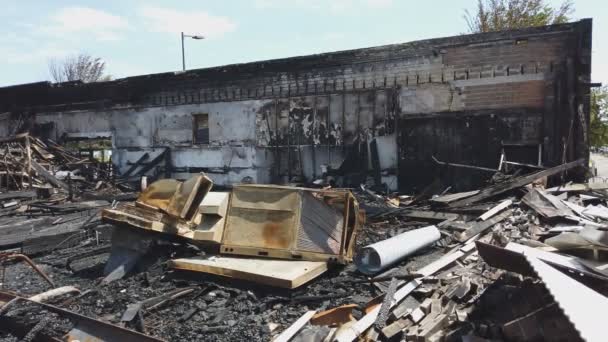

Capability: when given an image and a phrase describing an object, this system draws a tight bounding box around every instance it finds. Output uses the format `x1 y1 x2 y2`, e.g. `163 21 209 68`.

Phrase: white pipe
355 225 441 275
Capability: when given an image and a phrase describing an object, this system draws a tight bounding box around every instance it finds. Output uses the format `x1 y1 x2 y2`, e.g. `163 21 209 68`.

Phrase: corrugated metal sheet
525 253 608 342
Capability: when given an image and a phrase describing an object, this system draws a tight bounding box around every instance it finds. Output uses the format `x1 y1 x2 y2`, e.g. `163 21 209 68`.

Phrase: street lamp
181 32 205 71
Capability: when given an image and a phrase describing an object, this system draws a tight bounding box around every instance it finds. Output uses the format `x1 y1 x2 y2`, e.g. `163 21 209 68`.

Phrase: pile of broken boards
0 132 130 196
0 132 134 254
3 158 608 341
287 157 606 342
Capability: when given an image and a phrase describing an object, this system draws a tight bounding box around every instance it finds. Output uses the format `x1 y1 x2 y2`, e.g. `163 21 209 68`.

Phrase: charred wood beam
0 190 37 201
135 149 168 177
447 159 585 208
30 160 69 192
123 153 149 178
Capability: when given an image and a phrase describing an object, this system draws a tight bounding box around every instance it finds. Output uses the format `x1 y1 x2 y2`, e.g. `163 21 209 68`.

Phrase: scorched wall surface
0 20 592 191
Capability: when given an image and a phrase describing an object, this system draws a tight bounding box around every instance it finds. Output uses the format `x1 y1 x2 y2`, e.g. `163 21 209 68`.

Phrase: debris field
0 133 606 342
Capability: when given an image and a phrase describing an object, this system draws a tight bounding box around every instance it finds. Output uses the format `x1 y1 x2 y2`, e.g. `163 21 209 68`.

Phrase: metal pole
181 32 185 71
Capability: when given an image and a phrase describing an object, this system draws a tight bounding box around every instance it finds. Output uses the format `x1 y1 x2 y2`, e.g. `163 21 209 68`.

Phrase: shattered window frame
192 113 209 145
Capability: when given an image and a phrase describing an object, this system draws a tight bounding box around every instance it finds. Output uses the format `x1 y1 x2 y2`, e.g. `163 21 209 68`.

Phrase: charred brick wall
0 20 592 191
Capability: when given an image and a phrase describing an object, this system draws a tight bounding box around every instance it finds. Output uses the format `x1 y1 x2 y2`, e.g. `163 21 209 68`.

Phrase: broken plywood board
448 159 584 208
169 256 327 289
274 310 317 342
522 188 573 218
456 209 512 242
430 190 480 205
478 199 512 221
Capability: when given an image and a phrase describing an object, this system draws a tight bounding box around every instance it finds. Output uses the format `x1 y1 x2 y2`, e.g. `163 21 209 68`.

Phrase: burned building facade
0 20 592 192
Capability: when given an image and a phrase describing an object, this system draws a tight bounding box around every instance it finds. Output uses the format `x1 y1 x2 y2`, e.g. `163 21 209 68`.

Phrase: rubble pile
0 133 129 194
0 154 607 342
0 133 134 257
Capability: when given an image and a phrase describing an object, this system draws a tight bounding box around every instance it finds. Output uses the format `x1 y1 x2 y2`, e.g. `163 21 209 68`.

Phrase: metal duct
354 225 441 275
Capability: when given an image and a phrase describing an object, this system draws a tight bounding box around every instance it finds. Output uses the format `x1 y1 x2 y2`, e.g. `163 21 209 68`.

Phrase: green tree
464 0 574 33
590 86 608 148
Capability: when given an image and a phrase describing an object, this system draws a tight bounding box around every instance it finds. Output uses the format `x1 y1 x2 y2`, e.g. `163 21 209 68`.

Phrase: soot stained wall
0 20 592 191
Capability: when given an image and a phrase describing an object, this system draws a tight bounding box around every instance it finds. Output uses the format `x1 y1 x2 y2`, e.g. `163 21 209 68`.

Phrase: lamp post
181 32 205 71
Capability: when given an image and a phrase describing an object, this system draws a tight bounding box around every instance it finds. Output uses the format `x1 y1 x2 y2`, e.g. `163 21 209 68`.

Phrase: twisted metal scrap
0 252 55 289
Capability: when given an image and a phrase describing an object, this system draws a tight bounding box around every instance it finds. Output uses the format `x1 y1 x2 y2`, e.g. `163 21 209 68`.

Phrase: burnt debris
0 133 605 342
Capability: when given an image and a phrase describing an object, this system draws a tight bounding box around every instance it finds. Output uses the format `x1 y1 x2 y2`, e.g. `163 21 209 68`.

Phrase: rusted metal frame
339 192 351 257
0 253 55 289
0 291 165 342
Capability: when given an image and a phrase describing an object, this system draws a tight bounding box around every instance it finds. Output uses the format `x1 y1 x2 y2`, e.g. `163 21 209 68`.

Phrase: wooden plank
334 280 421 342
31 160 69 191
430 190 480 204
448 159 584 207
274 310 317 342
401 210 460 221
336 241 477 341
0 190 37 201
381 318 412 339
478 199 512 221
456 209 512 242
169 256 327 289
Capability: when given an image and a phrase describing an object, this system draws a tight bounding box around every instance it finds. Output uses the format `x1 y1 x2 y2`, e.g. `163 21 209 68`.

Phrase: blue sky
0 0 605 87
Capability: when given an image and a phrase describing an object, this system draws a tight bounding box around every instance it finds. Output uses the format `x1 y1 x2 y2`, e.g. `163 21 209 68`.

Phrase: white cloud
45 7 129 41
364 0 393 8
139 6 236 39
2 45 74 65
253 0 393 12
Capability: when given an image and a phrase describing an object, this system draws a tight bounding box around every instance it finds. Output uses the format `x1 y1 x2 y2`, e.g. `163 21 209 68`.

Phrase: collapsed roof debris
0 127 604 342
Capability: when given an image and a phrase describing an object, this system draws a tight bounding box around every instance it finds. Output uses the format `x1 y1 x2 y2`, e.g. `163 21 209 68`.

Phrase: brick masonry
0 20 592 191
